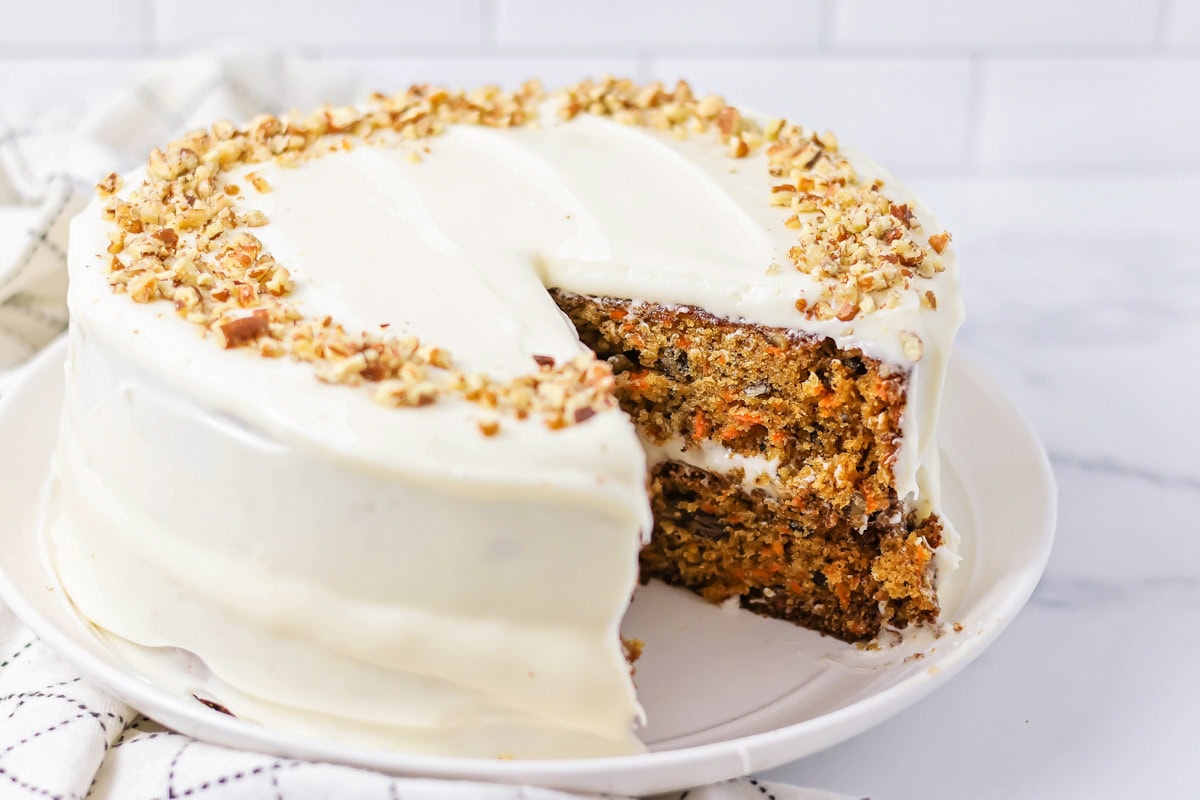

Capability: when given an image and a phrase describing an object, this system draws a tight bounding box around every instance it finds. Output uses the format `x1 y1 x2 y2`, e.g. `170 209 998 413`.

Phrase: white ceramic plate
0 338 1055 796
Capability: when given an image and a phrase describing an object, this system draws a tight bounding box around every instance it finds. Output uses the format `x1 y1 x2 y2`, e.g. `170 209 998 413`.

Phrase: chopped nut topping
217 310 270 348
716 106 742 137
762 120 947 330
763 117 785 141
173 285 201 311
246 172 271 193
106 230 126 255
259 338 285 357
559 77 765 155
100 76 946 428
95 172 121 197
900 331 924 362
128 272 158 303
372 379 437 407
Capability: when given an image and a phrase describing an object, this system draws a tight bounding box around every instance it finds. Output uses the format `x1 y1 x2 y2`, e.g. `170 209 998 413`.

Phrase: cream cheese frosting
642 435 782 497
50 79 962 758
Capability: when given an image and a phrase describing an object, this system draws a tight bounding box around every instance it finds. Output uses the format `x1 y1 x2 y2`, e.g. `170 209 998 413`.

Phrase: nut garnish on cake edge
97 77 952 432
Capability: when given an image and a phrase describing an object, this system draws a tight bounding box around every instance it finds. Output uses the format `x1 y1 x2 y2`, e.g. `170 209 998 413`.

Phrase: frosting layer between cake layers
53 87 962 758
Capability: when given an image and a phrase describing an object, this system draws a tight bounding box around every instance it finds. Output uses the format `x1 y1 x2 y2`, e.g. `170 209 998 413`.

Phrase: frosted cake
51 78 962 758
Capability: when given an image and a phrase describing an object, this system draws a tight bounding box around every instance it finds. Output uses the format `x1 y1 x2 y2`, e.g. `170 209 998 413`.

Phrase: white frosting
51 91 961 758
51 317 650 756
642 436 782 497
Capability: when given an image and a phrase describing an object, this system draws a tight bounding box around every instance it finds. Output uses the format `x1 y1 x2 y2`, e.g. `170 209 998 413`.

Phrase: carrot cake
49 78 962 759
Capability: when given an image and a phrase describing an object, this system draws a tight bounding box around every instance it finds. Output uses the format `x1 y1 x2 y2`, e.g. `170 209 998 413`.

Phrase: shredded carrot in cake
554 289 942 642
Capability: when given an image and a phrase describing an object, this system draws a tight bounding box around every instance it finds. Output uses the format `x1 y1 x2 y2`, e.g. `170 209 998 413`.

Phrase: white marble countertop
764 176 1200 799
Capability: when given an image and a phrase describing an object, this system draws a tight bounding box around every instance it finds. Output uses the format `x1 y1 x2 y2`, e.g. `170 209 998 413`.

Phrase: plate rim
0 337 1057 794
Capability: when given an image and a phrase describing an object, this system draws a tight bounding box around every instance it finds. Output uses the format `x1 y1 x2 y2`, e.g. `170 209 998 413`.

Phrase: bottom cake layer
640 461 941 641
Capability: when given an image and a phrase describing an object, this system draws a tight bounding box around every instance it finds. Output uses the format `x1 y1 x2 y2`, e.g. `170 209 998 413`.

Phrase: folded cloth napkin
0 55 856 800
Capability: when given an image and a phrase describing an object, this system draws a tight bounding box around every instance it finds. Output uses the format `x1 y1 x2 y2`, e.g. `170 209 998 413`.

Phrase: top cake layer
86 78 961 503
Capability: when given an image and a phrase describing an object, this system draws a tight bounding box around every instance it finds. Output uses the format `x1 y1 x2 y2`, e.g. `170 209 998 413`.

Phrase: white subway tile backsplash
832 0 1158 48
0 0 145 47
649 58 973 169
1163 0 1200 47
320 56 641 92
915 176 1200 242
495 0 823 50
154 0 485 48
0 0 1194 183
977 58 1200 170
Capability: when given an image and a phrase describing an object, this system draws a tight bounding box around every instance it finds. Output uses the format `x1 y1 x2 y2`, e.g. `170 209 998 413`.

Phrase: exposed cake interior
553 290 942 641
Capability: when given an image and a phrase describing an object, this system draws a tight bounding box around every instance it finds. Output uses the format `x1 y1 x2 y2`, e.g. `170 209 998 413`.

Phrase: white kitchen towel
0 55 857 800
5 600 835 800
